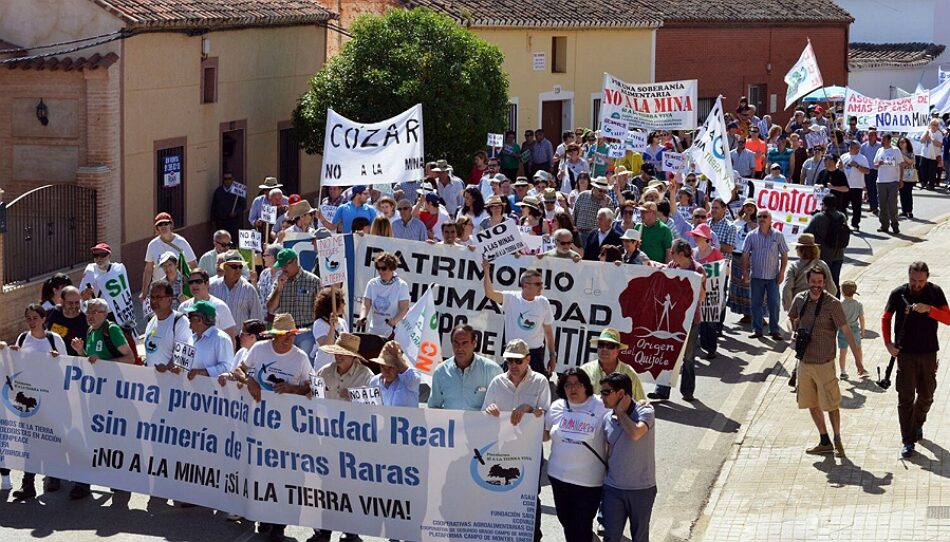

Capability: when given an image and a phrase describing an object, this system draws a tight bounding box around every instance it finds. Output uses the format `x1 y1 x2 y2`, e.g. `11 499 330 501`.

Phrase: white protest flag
785 40 823 110
393 287 441 377
321 104 425 186
930 77 950 114
689 97 735 203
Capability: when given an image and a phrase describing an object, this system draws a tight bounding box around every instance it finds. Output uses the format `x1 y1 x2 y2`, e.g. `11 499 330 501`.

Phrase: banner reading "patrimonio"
0 351 542 542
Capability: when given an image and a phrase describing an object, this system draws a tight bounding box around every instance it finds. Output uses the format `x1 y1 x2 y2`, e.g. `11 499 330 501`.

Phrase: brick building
650 0 852 125
0 0 336 340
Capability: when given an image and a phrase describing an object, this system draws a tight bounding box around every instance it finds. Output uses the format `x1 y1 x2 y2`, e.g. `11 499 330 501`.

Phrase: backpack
101 322 144 366
824 212 851 250
16 331 57 351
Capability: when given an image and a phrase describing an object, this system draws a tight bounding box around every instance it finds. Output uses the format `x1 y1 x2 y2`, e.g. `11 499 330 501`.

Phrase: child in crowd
837 280 867 379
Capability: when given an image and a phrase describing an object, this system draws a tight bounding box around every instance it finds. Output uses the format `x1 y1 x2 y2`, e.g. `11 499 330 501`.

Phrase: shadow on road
812 455 893 495
652 400 741 434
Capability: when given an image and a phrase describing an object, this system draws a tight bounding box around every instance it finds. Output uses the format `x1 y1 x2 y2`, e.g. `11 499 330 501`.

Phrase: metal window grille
506 103 518 133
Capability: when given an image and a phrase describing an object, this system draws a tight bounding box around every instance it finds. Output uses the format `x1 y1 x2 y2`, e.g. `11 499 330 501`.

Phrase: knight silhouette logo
469 441 532 492
1 371 47 418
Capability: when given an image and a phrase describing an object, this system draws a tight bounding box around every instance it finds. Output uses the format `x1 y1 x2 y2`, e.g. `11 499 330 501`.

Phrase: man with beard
882 261 950 458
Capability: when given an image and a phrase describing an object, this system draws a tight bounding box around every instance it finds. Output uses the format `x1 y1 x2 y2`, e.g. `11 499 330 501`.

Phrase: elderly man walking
743 208 788 340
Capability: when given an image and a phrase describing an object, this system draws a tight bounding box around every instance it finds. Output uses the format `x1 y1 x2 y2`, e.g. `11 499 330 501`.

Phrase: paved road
1 186 947 542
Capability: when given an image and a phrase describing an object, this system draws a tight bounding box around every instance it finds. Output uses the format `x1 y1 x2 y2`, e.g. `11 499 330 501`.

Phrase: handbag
902 167 919 183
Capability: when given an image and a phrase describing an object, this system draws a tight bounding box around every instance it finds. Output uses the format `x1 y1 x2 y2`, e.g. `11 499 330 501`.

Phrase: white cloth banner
699 260 729 323
843 89 930 131
750 179 825 244
475 219 526 262
393 287 442 377
600 73 698 130
689 97 736 203
354 236 701 386
929 78 950 115
322 105 425 186
785 41 824 110
940 66 950 85
0 351 542 541
79 264 135 327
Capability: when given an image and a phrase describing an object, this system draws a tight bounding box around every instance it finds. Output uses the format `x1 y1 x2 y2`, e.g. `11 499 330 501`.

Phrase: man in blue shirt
318 185 377 308
368 341 420 407
391 199 428 242
428 325 502 410
530 129 554 176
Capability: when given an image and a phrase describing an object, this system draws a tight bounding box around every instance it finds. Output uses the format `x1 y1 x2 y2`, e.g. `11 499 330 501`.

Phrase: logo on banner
469 441 529 492
618 272 697 380
1 371 46 418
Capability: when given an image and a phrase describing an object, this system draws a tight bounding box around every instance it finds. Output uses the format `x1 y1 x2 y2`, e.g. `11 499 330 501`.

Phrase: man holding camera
788 266 862 457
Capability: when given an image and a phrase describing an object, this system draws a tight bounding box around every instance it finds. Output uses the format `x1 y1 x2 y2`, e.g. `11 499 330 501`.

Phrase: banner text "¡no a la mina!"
321 104 425 186
600 73 698 131
0 350 542 542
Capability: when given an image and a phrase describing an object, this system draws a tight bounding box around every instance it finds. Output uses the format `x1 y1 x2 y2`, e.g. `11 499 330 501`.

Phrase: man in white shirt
873 133 903 234
839 140 870 231
178 269 237 343
143 280 191 367
482 263 557 376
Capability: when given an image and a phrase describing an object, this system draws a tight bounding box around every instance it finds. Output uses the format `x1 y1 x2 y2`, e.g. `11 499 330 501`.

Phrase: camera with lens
794 329 812 360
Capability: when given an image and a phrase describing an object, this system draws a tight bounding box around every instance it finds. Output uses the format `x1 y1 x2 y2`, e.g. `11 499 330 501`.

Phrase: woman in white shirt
310 287 348 369
545 368 609 542
919 118 944 190
356 252 410 338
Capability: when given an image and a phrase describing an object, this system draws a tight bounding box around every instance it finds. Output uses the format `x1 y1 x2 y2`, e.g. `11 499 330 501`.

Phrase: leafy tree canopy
294 8 510 173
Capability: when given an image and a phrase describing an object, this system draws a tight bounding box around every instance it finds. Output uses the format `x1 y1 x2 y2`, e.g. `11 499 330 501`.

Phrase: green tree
294 8 509 172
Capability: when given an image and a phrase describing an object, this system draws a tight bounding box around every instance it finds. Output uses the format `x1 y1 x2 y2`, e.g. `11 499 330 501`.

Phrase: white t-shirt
179 295 236 333
923 128 944 160
143 311 192 367
145 234 197 281
430 206 451 241
874 146 903 183
501 292 554 350
363 276 410 336
468 210 490 235
16 331 67 355
840 153 869 189
244 340 313 389
310 317 349 369
545 396 609 487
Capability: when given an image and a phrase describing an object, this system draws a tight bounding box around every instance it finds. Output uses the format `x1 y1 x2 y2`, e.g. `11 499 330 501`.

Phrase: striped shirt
209 276 263 326
742 227 788 280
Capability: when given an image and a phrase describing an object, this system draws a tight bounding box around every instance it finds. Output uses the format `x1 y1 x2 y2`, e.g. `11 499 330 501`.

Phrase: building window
155 140 186 227
748 84 766 113
592 98 602 129
697 97 716 121
506 103 518 133
201 57 218 104
551 37 567 74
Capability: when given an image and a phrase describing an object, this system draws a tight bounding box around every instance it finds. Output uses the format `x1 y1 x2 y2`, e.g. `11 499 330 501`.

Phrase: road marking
673 468 700 492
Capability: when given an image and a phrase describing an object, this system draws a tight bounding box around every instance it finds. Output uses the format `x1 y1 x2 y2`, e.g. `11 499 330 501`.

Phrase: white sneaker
1 475 12 490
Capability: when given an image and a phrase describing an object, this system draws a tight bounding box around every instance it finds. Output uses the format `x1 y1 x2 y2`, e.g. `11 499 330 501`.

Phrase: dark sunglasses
376 265 391 271
92 252 110 258
599 388 615 396
597 342 619 350
188 279 206 285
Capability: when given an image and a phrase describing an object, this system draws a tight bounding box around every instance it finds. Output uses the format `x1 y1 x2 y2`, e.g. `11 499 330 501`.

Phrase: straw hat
519 196 541 211
588 328 629 350
485 195 505 207
795 233 818 247
288 200 315 220
620 228 642 242
268 313 305 336
318 332 366 361
258 176 282 189
217 250 245 270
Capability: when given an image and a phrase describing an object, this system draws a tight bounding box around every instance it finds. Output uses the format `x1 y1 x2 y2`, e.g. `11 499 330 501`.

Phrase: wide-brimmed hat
288 200 315 220
519 196 540 211
366 345 409 369
590 176 609 190
795 233 818 247
620 228 642 242
589 328 629 350
742 197 757 207
319 332 365 360
432 159 451 172
485 195 505 207
689 223 713 240
541 187 557 202
513 177 530 187
218 250 245 270
647 179 666 190
158 251 178 265
502 339 531 360
259 176 282 190
532 170 551 182
267 313 304 336
615 165 630 176
638 201 658 213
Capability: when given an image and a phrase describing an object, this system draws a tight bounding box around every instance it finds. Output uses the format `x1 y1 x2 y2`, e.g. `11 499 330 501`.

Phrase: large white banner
689 97 736 203
785 41 823 110
843 89 930 131
600 74 698 131
79 264 135 326
354 236 701 386
750 179 825 244
0 351 541 542
321 105 425 186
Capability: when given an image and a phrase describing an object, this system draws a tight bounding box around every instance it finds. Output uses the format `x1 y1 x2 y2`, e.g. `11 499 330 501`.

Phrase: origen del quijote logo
2 371 46 418
469 441 530 492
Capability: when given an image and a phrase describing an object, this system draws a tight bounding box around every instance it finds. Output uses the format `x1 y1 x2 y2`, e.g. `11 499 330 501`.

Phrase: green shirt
500 142 522 170
639 220 673 263
86 322 128 360
579 359 646 401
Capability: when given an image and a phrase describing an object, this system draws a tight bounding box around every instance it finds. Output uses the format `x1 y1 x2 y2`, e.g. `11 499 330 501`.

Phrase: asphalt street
1 185 947 542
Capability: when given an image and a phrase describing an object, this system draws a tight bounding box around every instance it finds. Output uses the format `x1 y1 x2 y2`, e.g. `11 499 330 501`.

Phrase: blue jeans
294 332 316 361
750 278 781 334
603 485 657 542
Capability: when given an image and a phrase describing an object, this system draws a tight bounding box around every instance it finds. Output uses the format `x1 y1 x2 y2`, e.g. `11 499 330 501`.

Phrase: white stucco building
838 0 950 97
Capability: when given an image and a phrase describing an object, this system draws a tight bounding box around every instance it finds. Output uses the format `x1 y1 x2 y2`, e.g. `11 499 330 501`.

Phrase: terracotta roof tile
399 0 662 29
4 52 120 71
640 0 852 24
849 42 947 70
90 0 337 29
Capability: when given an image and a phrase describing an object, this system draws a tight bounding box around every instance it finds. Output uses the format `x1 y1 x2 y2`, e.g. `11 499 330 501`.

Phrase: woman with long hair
569 173 591 208
518 197 550 236
40 273 73 311
459 186 489 233
896 136 917 218
552 211 582 250
479 195 508 231
369 216 393 237
310 286 348 369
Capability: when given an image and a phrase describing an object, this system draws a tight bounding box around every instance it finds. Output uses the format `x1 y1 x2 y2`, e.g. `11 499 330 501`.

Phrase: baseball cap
90 243 112 255
274 248 298 268
185 300 217 319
